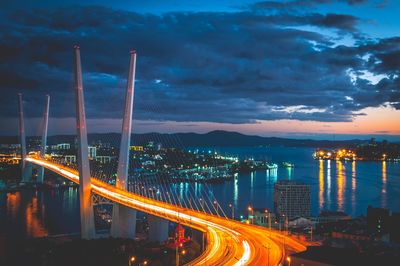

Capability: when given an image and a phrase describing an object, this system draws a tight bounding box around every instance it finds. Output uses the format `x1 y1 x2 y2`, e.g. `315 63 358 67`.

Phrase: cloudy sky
0 0 399 139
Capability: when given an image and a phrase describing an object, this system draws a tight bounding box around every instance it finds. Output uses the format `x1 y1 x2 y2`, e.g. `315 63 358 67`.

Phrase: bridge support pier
148 215 169 243
37 166 44 183
111 203 137 238
22 162 32 183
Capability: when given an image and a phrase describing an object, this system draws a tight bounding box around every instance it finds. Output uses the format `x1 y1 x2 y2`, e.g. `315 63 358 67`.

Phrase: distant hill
0 130 369 148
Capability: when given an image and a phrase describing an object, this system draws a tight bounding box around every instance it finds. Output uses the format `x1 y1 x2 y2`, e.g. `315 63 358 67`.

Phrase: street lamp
248 206 253 224
262 244 271 266
229 203 234 220
265 209 271 230
286 256 291 266
129 256 136 266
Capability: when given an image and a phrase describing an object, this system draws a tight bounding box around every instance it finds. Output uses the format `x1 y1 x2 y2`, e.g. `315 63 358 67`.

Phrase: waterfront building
274 180 311 220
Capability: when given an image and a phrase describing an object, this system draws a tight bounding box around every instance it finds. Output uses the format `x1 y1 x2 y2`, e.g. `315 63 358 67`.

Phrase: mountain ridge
0 130 388 148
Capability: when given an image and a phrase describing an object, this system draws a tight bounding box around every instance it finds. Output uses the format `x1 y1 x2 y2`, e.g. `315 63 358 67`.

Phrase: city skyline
0 0 399 138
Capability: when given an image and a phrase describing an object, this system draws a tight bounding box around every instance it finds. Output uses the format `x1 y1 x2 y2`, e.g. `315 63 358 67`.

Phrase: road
26 156 307 265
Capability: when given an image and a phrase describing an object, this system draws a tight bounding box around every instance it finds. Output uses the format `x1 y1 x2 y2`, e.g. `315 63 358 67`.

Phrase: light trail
26 157 307 265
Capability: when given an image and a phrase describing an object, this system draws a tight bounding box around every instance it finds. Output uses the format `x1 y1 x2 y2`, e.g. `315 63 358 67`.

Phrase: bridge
17 46 308 265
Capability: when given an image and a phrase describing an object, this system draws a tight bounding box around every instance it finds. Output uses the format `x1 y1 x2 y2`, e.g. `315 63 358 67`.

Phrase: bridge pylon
111 50 137 239
37 94 50 183
18 93 32 182
73 45 95 239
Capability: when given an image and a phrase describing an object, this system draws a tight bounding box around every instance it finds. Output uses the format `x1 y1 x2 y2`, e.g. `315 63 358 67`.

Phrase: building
317 210 352 224
88 146 97 159
251 208 275 227
64 155 76 164
51 143 71 150
95 156 113 164
274 180 311 220
130 145 144 151
367 205 390 234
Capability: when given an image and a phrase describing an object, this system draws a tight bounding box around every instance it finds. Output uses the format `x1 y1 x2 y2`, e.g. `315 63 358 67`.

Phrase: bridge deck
27 156 308 266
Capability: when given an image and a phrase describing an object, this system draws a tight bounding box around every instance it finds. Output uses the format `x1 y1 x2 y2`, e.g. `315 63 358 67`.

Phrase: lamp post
229 203 234 220
264 209 272 230
248 206 253 224
129 256 136 266
286 256 291 266
263 244 271 266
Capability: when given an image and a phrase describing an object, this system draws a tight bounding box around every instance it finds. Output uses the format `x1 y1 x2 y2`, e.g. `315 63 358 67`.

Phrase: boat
282 162 294 168
266 163 278 170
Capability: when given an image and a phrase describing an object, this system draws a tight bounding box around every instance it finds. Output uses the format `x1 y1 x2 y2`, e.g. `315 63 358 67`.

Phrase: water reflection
6 192 20 219
233 173 238 208
267 169 277 183
25 192 48 237
326 160 331 208
336 161 346 211
351 161 356 213
250 171 254 203
319 160 324 209
382 161 387 207
287 167 293 180
5 191 48 238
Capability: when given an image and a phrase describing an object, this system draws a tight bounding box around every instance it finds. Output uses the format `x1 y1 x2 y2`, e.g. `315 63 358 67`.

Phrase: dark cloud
251 0 369 10
310 13 358 31
0 5 398 128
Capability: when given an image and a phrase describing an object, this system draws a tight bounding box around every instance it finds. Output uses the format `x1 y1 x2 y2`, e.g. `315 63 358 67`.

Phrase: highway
26 156 307 265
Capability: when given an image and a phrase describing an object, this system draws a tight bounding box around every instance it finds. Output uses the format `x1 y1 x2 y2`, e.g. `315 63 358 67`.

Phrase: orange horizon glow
6 105 400 138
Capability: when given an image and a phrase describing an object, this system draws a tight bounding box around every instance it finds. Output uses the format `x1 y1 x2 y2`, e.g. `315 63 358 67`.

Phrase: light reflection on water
1 147 399 239
319 160 324 210
326 159 331 209
25 192 48 238
336 160 345 211
0 188 80 240
382 161 387 207
188 147 400 218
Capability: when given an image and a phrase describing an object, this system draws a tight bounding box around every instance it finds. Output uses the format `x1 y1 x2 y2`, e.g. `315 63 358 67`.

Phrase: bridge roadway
26 156 307 265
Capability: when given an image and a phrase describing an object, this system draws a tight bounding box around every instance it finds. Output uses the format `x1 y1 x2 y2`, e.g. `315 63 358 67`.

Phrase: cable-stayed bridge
18 46 308 265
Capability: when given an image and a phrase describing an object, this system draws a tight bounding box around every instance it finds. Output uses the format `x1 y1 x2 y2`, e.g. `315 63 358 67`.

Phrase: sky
0 0 399 139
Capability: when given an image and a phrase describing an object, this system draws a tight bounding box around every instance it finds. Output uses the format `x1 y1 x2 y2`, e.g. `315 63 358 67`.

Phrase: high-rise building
274 180 311 220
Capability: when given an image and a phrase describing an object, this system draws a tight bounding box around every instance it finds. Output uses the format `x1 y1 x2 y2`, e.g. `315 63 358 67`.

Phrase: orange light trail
26 156 308 265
